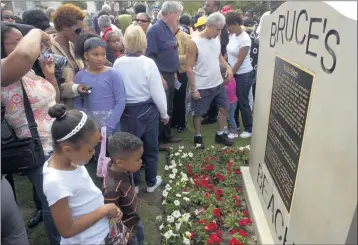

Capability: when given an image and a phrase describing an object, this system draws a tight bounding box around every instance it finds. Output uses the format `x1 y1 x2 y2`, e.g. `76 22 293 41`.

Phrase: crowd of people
0 1 274 244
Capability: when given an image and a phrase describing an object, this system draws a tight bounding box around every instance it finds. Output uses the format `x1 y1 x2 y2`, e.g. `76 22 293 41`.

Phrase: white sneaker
227 133 239 139
135 186 139 194
224 127 230 135
147 176 163 193
240 131 252 139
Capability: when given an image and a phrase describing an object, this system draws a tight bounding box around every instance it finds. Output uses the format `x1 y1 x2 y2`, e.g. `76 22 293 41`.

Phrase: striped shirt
103 166 140 233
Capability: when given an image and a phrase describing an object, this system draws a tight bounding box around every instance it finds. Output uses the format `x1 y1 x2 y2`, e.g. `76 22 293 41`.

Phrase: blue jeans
234 71 254 133
121 100 160 188
227 102 238 134
132 219 144 245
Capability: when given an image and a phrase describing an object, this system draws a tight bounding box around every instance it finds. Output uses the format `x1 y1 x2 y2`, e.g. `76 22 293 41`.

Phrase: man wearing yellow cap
191 16 207 38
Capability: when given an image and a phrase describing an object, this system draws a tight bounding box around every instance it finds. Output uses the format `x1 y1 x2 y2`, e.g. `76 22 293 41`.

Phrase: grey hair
157 10 163 20
106 29 123 42
206 12 226 27
46 7 55 19
98 15 111 29
107 132 143 160
83 17 94 29
161 1 183 16
102 4 111 13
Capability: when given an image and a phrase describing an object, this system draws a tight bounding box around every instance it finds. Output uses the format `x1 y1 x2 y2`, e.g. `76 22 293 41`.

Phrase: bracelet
191 89 198 93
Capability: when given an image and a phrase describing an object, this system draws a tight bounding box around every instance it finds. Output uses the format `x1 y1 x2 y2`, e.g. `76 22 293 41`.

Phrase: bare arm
219 54 233 83
1 29 48 87
186 40 198 91
51 198 119 239
231 46 250 75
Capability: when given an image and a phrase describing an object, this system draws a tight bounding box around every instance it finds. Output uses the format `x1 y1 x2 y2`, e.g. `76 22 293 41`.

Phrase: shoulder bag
1 80 46 174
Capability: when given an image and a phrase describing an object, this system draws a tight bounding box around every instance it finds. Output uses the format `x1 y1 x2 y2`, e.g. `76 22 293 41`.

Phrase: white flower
163 230 173 239
183 237 190 245
169 164 174 169
169 174 176 179
239 147 244 151
171 160 175 165
172 168 178 174
159 224 164 230
175 222 182 231
164 165 169 171
162 190 168 197
183 197 190 202
188 152 193 158
195 143 202 148
194 209 199 215
185 231 191 237
169 147 174 150
179 145 185 150
165 184 171 189
176 194 182 197
172 163 177 168
156 215 162 222
181 153 188 158
190 178 194 184
175 152 180 156
211 145 215 149
174 200 180 206
222 146 228 150
182 191 189 195
169 180 173 183
182 213 191 222
245 145 250 150
178 149 182 153
172 210 181 218
167 215 175 223
179 163 183 167
162 200 167 205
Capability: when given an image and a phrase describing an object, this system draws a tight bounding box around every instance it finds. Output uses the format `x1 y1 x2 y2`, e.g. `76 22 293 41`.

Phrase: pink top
225 78 238 104
1 71 56 155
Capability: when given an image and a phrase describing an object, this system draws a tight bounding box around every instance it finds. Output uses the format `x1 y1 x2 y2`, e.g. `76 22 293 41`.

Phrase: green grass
14 119 250 245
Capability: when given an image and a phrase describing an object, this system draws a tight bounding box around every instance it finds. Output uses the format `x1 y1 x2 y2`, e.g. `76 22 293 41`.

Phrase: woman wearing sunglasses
50 4 90 109
1 8 15 23
134 13 151 34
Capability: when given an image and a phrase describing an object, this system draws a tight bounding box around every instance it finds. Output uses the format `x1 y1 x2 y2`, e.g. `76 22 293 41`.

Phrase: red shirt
102 27 113 41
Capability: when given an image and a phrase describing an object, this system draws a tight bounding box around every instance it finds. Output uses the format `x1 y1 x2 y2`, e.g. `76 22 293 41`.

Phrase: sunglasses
3 15 14 20
135 19 149 23
72 27 83 35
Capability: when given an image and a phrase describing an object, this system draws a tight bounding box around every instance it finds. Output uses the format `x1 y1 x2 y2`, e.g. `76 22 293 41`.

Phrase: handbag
1 80 45 174
97 126 110 179
106 219 131 245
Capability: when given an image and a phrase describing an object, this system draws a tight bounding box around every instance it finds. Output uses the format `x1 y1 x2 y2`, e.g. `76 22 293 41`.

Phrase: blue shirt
146 20 179 73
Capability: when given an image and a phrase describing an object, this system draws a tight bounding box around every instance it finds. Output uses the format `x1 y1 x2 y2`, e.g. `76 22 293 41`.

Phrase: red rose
205 222 218 232
238 218 252 226
211 156 217 161
230 148 236 152
230 229 238 235
235 200 241 207
198 219 207 225
215 188 223 196
229 238 243 245
189 232 195 239
184 188 188 192
242 148 246 153
236 187 241 192
232 195 239 201
213 208 221 219
238 229 248 237
228 160 234 167
207 184 215 191
204 157 209 162
222 149 228 154
193 173 200 179
209 233 221 244
207 239 214 245
215 173 226 182
206 164 215 171
216 195 222 201
243 209 249 217
216 230 222 237
205 192 211 199
234 169 241 175
201 179 209 188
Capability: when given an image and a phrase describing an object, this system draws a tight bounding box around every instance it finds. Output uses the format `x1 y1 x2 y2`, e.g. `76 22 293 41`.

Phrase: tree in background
62 0 88 10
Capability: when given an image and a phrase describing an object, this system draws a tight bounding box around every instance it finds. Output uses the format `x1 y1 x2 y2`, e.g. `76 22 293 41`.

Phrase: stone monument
241 1 357 244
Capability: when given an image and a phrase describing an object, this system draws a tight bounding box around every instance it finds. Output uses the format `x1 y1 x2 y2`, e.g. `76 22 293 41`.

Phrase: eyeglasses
135 19 149 23
3 15 14 20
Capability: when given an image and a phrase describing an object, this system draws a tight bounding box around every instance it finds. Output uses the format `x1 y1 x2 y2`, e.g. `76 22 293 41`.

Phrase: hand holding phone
78 85 92 95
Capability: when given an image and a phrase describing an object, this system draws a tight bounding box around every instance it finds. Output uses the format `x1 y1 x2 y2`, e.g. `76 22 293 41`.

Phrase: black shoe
194 136 205 149
177 127 186 133
166 136 182 143
27 209 43 229
215 133 234 146
202 117 217 125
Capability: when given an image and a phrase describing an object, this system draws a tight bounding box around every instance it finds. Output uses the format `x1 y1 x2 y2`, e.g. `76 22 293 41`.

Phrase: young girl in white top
43 104 122 244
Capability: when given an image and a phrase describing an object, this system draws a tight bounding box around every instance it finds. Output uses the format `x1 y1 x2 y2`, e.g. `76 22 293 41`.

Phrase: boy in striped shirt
103 132 144 245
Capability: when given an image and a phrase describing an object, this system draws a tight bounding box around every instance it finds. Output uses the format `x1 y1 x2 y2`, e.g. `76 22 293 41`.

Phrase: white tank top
192 36 223 90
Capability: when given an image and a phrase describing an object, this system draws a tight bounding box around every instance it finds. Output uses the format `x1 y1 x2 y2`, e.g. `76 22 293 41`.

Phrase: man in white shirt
187 12 234 149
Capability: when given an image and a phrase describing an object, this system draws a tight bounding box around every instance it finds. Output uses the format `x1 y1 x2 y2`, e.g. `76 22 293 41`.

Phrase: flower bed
156 145 254 245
